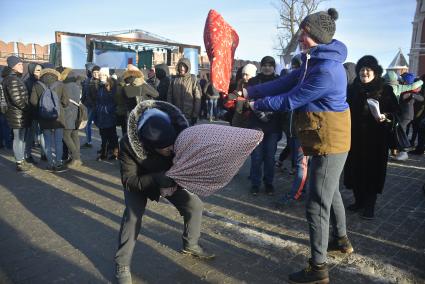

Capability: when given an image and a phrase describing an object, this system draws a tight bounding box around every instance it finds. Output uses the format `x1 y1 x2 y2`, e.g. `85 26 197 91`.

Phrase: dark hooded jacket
62 70 82 130
155 64 171 101
119 100 189 201
25 63 39 97
1 66 31 129
167 58 201 120
30 68 69 129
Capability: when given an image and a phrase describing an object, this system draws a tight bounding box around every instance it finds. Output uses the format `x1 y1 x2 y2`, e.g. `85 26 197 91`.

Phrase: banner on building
60 35 87 69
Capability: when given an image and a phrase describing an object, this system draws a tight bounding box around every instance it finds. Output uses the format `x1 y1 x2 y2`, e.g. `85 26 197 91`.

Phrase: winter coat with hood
344 77 399 194
247 40 351 156
1 66 31 129
122 69 159 112
155 64 171 101
167 58 201 120
93 78 117 129
25 63 40 97
119 100 189 201
30 68 69 129
62 69 82 130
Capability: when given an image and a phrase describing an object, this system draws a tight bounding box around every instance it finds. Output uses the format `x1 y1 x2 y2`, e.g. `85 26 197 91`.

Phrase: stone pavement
0 124 424 284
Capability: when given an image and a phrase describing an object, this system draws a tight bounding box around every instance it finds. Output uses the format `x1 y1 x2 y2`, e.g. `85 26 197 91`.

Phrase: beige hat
242 64 257 78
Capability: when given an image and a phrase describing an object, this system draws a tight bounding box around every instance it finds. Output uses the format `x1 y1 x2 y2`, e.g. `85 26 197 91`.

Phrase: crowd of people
1 7 425 284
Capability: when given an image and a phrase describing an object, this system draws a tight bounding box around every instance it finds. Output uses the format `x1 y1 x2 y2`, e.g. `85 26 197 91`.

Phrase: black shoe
360 207 375 220
408 149 424 155
265 184 275 196
346 203 363 212
181 244 215 259
327 235 354 254
251 185 260 196
16 161 31 172
288 259 329 284
54 164 68 173
25 156 38 165
115 264 132 284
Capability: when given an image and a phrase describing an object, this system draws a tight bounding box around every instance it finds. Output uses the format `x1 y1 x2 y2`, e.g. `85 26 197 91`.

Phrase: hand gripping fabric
166 124 263 196
203 9 239 94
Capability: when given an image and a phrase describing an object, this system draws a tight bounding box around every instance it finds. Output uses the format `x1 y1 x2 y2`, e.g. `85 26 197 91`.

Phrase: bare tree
274 0 326 65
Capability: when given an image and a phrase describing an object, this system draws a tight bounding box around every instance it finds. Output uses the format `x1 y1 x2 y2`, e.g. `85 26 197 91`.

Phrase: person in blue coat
238 9 353 284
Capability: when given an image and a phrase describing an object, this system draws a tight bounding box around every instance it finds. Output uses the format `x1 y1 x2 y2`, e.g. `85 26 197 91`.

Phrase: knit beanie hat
7 56 22 68
400 72 416 84
242 64 257 78
300 8 338 44
137 109 176 149
260 56 276 67
355 55 383 77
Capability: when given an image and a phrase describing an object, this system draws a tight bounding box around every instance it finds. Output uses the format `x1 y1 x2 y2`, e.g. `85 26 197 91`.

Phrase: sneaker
265 184 275 196
25 156 38 165
16 161 31 172
45 165 55 172
288 259 329 284
181 244 215 259
251 185 260 196
394 151 408 161
54 164 68 173
115 264 132 284
81 142 92 149
327 235 354 254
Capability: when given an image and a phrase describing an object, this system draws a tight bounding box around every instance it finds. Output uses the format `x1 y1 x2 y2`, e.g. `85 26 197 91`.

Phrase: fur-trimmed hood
123 69 144 81
40 68 61 79
127 100 189 160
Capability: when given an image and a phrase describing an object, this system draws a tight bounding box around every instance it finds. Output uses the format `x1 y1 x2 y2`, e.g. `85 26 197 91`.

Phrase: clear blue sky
0 0 416 69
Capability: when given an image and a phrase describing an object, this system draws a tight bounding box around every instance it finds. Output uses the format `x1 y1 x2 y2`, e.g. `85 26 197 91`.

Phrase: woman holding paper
344 55 399 220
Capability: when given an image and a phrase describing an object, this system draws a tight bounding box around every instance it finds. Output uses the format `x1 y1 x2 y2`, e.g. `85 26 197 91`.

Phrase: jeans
0 114 12 148
85 107 95 144
12 128 30 162
207 98 218 119
250 132 281 186
63 129 80 161
306 152 348 265
41 128 64 166
288 138 309 199
115 188 203 266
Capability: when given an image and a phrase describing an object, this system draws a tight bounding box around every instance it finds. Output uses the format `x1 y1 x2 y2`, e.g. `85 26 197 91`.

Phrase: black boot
327 235 354 254
181 244 215 259
288 259 329 284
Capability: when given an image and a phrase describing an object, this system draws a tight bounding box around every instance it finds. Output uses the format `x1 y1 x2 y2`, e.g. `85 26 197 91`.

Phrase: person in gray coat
62 68 83 168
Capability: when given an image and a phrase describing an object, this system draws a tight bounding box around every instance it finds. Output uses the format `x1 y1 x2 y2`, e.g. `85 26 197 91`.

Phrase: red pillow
203 9 239 94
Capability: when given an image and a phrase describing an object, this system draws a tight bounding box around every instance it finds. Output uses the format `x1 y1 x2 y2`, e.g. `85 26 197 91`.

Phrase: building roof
387 49 409 70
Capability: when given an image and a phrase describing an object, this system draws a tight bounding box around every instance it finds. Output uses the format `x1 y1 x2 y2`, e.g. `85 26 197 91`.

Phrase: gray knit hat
300 8 338 44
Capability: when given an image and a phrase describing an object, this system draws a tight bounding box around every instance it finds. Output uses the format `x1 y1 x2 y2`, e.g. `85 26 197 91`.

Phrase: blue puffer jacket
247 40 351 156
94 83 117 129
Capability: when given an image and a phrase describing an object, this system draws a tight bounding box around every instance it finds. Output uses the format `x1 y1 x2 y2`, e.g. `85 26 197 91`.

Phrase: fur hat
242 64 257 78
355 55 383 77
300 8 338 44
260 56 276 67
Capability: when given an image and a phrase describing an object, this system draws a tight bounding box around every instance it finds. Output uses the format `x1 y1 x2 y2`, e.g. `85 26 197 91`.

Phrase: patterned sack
203 9 239 94
166 124 263 196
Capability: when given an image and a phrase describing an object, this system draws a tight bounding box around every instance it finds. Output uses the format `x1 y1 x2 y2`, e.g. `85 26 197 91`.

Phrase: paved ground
0 122 424 284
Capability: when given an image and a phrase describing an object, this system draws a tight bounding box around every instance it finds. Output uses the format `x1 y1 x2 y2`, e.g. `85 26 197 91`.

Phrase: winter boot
327 235 354 254
288 259 329 284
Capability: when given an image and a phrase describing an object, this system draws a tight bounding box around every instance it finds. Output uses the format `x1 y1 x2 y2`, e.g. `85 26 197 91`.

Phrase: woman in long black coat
344 56 399 220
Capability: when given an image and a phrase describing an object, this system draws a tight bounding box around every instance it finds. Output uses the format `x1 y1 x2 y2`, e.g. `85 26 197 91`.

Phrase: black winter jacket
1 67 31 129
119 100 189 201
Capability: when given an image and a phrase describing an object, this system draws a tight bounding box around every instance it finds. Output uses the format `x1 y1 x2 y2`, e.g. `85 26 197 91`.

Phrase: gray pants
63 129 80 161
115 188 203 266
306 152 348 265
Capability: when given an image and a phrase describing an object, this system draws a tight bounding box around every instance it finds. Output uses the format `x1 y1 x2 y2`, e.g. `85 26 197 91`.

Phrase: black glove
152 172 176 188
